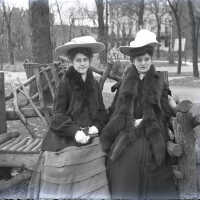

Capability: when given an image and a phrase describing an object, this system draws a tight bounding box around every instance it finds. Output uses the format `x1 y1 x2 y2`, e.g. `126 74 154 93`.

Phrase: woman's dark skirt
108 136 178 200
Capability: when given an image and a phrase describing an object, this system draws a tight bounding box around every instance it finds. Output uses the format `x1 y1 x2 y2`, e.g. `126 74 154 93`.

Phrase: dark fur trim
65 66 98 120
65 66 95 93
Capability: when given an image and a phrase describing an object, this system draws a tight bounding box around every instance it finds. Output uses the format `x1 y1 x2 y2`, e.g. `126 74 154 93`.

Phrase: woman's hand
88 125 99 135
75 130 90 144
134 119 143 128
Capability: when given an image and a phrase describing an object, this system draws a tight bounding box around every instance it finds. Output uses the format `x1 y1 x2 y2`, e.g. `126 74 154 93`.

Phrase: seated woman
28 36 110 199
101 29 178 200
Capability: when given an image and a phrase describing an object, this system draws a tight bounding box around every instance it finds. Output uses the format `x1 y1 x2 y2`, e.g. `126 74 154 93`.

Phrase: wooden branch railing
5 65 51 101
4 63 118 122
0 61 118 140
5 63 62 101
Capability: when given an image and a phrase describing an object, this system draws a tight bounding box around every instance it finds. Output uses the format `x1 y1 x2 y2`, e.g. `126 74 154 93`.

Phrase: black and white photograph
0 0 200 199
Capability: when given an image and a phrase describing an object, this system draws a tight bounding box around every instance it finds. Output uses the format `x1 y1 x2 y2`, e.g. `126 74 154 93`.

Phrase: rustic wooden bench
0 61 114 173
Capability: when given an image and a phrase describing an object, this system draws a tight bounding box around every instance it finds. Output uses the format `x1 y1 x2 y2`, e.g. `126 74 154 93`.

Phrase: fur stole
114 64 166 166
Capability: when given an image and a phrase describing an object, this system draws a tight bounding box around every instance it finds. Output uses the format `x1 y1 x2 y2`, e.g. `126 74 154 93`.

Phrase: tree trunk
128 21 133 40
55 0 66 43
2 3 15 65
29 0 53 64
117 21 120 46
138 0 144 30
156 20 161 59
193 33 199 77
69 23 72 41
7 25 14 65
175 14 182 74
168 31 174 64
95 0 107 64
0 53 3 70
28 0 53 102
0 42 4 70
188 0 199 78
193 19 200 78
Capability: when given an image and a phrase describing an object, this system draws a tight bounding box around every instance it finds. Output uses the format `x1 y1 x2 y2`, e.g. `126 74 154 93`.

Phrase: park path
1 70 199 103
103 81 200 103
171 86 200 103
154 60 200 73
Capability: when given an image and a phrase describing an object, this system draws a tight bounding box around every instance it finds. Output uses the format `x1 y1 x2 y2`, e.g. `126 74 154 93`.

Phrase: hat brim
119 42 160 56
55 42 105 56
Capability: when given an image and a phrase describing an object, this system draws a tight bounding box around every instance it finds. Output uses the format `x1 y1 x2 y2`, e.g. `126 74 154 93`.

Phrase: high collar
65 66 95 92
117 64 161 109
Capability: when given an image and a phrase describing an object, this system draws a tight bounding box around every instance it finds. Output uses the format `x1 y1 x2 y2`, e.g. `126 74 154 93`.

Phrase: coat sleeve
107 81 121 117
100 68 136 153
93 82 109 132
49 76 79 138
100 92 129 153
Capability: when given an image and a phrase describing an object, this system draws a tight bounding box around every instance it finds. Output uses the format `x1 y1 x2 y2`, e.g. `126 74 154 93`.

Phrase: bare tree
109 3 121 45
12 8 28 52
148 0 168 58
109 0 141 45
118 0 145 31
120 1 137 39
55 0 66 43
29 0 53 102
167 0 182 74
95 0 107 64
68 8 76 40
187 0 200 78
2 1 14 65
29 0 53 64
83 7 97 27
137 0 145 30
0 7 5 69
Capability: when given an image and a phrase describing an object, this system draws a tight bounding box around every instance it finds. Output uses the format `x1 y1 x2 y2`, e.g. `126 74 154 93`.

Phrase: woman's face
72 53 90 75
134 53 152 74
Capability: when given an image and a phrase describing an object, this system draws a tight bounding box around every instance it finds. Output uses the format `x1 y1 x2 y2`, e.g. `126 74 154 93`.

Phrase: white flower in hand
75 130 90 144
134 119 143 128
88 126 99 135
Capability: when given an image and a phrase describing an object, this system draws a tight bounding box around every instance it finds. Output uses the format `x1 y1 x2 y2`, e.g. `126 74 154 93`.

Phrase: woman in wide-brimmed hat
28 36 110 199
101 29 178 199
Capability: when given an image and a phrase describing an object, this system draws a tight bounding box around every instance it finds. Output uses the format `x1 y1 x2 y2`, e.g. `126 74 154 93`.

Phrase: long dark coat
42 66 108 152
101 64 178 200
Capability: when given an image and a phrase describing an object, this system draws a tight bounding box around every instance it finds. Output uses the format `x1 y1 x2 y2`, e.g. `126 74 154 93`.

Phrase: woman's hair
67 47 93 61
130 45 154 62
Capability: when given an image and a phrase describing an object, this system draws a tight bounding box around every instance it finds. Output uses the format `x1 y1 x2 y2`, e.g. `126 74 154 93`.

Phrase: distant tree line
0 4 31 67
